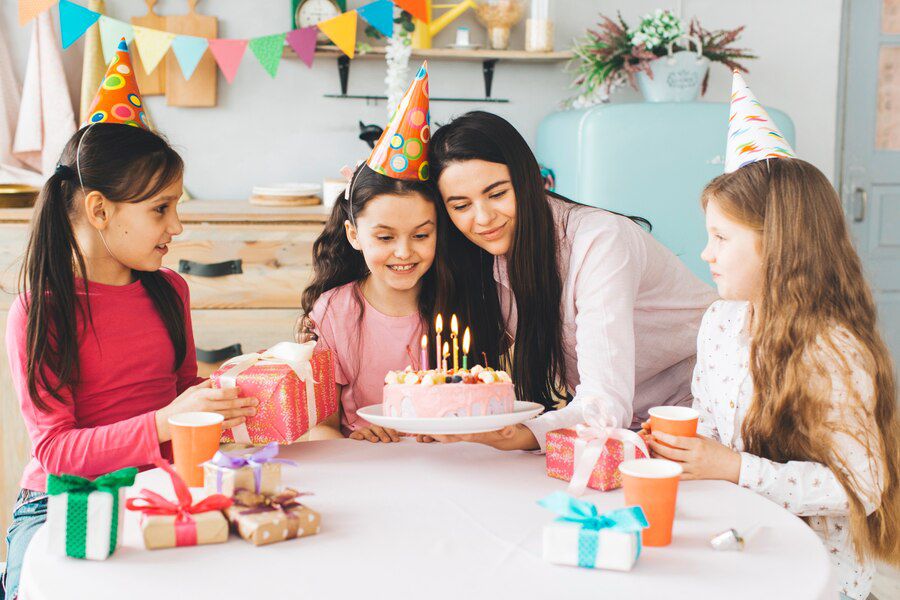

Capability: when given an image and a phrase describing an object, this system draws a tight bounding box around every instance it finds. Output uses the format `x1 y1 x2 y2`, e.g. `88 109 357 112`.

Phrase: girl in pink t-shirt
299 164 450 442
2 124 256 599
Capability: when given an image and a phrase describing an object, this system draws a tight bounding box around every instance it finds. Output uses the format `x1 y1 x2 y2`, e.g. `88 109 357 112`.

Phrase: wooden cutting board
165 0 217 107
131 0 166 95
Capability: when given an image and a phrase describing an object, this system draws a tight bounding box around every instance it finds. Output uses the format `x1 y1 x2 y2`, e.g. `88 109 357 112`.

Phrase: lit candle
450 314 459 372
420 334 428 371
435 314 443 371
462 327 471 371
442 341 450 373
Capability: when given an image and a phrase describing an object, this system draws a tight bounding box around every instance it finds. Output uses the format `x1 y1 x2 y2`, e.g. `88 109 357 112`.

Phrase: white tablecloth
20 439 837 599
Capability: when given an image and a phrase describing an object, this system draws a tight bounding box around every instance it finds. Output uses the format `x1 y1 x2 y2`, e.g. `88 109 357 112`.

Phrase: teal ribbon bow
538 492 648 569
47 467 137 559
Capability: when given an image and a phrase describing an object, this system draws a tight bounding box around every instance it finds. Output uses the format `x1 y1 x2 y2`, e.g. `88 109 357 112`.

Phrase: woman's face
437 159 517 256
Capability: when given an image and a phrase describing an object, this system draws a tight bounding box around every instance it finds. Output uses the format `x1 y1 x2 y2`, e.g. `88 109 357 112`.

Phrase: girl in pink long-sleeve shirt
1 124 256 599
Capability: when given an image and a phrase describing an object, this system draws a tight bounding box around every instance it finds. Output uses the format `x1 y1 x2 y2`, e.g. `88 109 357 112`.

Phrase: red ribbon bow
125 459 232 547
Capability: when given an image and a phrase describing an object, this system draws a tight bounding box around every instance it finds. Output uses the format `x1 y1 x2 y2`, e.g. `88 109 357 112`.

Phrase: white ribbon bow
217 341 318 444
567 402 649 497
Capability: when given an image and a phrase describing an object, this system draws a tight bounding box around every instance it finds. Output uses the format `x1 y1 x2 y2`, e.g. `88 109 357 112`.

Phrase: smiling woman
429 111 719 452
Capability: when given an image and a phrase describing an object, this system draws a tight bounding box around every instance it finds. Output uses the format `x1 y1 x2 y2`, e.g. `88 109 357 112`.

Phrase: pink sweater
6 269 201 492
309 282 425 435
511 197 719 450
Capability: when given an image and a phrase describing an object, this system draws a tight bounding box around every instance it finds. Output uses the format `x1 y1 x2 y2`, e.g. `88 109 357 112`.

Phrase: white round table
19 439 837 599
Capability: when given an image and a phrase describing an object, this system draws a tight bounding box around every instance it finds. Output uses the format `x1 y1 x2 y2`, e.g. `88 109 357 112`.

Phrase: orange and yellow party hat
367 61 430 181
83 37 149 129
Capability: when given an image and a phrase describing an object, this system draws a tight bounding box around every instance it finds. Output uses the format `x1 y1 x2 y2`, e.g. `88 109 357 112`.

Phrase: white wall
1 0 842 199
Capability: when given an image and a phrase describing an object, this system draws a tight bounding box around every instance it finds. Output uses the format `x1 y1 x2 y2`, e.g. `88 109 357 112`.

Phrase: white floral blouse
691 300 885 600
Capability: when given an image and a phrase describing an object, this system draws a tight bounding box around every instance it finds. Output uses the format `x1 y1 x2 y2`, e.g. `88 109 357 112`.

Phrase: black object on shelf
358 121 384 148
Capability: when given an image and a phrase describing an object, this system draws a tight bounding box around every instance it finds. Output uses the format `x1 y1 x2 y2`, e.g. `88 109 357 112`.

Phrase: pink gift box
546 428 647 492
212 349 337 445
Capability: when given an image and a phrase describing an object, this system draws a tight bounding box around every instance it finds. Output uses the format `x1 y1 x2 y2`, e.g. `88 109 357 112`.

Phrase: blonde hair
701 158 899 565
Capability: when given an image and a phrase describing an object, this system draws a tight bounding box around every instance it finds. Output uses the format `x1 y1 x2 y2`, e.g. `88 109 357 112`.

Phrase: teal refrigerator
535 102 795 284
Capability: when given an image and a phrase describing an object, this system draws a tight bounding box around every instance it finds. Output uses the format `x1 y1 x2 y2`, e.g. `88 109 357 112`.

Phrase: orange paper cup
168 412 224 487
619 458 683 547
648 406 699 445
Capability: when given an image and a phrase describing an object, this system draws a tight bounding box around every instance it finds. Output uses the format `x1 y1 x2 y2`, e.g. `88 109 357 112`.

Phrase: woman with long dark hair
428 111 717 451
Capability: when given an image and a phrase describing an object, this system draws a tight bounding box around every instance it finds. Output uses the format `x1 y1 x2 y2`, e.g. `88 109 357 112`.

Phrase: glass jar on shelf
474 0 525 50
525 0 553 52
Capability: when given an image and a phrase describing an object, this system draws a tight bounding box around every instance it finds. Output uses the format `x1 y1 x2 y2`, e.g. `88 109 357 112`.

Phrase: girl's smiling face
345 192 437 293
701 197 764 302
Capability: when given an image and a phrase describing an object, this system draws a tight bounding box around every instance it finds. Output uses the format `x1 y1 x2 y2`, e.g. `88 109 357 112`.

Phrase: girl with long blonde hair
648 157 899 599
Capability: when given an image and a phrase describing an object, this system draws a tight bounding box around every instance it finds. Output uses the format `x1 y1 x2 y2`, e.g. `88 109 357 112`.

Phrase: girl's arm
739 346 883 518
6 302 163 477
524 222 642 451
307 388 345 440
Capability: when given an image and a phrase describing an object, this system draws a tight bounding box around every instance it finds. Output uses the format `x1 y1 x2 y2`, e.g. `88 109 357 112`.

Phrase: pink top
6 269 201 492
504 197 719 450
309 282 425 435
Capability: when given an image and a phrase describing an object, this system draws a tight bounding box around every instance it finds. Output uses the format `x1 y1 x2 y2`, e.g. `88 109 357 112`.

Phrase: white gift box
47 488 126 561
542 520 641 571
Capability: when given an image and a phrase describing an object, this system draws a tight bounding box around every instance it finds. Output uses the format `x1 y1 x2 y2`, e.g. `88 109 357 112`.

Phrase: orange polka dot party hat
366 61 430 181
83 38 150 130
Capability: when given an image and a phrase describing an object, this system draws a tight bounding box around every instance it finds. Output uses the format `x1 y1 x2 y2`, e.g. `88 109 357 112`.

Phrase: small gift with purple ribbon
202 442 296 497
225 488 321 546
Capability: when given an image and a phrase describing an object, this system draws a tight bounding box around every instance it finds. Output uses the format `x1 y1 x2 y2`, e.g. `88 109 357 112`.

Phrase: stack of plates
250 183 321 207
0 184 39 208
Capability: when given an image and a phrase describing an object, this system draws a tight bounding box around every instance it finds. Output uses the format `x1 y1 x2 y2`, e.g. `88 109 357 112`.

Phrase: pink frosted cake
383 365 515 418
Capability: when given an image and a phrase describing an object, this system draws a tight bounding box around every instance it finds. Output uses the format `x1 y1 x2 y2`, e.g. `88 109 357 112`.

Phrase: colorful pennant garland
22 0 431 84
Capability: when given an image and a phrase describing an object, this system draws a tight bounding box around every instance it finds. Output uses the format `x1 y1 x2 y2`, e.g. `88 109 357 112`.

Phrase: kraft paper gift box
46 467 137 560
546 425 648 494
211 342 338 445
539 492 648 571
126 460 232 550
203 442 295 497
225 488 320 547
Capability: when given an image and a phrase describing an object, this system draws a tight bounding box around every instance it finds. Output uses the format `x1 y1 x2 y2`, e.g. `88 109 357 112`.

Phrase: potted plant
568 9 755 106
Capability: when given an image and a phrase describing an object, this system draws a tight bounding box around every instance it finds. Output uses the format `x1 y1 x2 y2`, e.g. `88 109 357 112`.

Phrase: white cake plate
356 401 544 435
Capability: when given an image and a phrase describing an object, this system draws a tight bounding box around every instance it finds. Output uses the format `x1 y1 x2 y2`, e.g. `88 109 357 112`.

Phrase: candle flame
435 313 443 334
442 341 450 357
421 334 427 349
463 327 471 353
450 314 458 335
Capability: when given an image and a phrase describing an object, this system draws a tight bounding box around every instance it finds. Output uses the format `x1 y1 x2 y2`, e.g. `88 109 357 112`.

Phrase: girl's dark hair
21 123 187 412
430 111 650 411
299 164 452 366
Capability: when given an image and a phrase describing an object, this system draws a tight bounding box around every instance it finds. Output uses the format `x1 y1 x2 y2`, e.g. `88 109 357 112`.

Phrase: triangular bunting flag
393 0 429 23
358 0 394 37
58 0 101 49
208 39 249 84
286 27 317 68
170 35 209 81
318 11 357 59
249 32 287 78
19 0 56 26
132 26 175 76
99 16 134 64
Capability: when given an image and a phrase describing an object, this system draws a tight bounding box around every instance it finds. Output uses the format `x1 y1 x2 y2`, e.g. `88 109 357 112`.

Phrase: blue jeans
1 490 47 600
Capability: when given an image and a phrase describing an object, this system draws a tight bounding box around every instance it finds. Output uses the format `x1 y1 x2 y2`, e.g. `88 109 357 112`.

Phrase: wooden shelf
284 44 573 62
285 45 572 102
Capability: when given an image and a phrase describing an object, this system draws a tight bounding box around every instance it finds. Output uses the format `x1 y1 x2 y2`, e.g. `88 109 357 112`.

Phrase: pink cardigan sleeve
6 297 164 478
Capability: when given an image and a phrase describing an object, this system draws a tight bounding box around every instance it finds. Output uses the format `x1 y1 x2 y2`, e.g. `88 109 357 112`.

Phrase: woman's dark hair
21 123 186 412
430 111 650 411
299 164 452 367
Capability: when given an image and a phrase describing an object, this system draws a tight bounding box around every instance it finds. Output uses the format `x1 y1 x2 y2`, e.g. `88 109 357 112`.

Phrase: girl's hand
155 380 259 443
349 426 401 443
647 432 742 483
429 424 540 451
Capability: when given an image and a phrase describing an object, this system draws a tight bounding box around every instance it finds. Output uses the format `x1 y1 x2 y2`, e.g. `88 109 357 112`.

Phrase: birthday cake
383 365 515 418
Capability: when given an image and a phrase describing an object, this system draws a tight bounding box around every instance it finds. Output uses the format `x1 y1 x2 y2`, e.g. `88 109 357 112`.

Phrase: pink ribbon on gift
125 460 232 547
216 341 319 444
567 403 649 497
